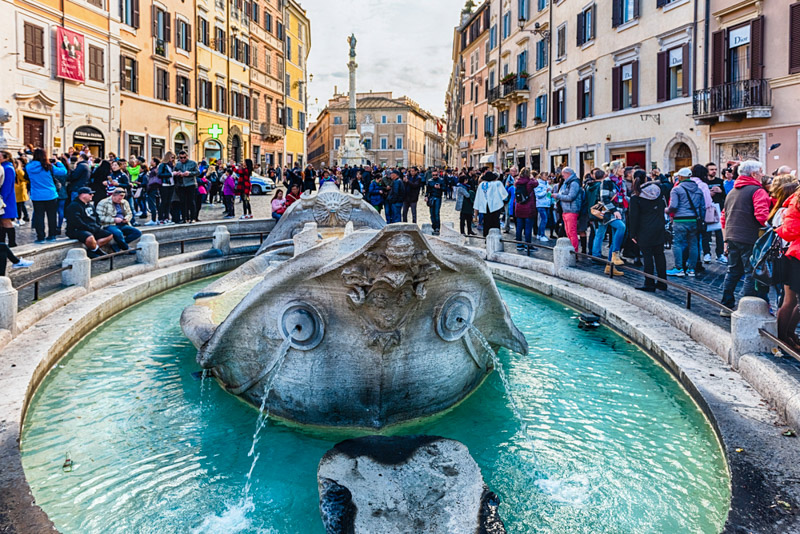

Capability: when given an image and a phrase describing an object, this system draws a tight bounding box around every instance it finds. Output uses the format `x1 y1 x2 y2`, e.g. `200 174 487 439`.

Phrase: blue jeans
721 240 769 308
428 197 442 231
537 208 549 237
592 218 626 260
388 202 403 223
57 198 66 230
105 224 142 251
672 221 699 272
515 217 534 244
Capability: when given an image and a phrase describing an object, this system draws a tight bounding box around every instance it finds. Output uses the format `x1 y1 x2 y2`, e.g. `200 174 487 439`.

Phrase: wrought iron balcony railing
692 79 772 122
488 76 529 106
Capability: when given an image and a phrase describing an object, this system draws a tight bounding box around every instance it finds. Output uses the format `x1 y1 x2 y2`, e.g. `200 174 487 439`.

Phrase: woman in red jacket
776 191 800 349
235 159 253 219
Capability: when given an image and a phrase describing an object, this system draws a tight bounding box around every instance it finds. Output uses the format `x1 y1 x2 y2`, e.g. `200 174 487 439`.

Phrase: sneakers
703 253 712 264
719 308 732 318
686 269 696 277
12 258 33 269
87 248 106 259
666 268 685 277
538 236 549 242
717 255 728 265
46 236 57 242
223 215 234 219
144 220 158 226
33 239 46 245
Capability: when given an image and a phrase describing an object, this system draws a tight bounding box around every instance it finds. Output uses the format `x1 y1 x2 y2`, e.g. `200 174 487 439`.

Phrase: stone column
486 228 503 257
62 248 91 289
0 277 18 334
553 237 576 275
136 234 159 266
212 226 231 255
730 296 778 368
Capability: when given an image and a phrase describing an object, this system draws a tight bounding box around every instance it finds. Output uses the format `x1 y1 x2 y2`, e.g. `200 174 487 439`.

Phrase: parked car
250 174 276 195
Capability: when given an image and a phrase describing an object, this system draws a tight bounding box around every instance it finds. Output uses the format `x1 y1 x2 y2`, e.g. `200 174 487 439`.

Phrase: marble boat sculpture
181 183 528 429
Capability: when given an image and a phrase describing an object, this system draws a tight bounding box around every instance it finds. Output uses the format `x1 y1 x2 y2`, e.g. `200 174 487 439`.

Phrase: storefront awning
479 154 496 165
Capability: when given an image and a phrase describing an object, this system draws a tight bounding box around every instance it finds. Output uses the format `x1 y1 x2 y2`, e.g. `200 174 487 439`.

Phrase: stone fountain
181 183 528 429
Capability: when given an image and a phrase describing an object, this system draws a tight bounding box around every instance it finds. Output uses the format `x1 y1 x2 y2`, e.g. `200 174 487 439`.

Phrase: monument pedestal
338 130 367 166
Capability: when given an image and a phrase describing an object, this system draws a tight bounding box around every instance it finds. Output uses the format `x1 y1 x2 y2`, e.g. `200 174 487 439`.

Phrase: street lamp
517 18 551 40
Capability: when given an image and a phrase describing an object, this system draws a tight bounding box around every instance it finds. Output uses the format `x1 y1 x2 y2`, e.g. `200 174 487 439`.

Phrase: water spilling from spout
199 368 209 409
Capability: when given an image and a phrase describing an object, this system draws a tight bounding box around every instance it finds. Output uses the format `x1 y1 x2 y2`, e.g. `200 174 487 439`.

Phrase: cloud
302 0 466 119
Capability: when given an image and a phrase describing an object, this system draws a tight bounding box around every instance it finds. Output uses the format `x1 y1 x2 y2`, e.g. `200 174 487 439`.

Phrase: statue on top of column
348 34 357 58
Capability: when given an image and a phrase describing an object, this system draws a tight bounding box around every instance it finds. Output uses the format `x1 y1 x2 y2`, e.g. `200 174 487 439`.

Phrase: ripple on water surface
21 278 730 533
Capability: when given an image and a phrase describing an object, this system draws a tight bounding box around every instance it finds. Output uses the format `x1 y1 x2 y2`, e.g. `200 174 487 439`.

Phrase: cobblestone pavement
10 194 770 332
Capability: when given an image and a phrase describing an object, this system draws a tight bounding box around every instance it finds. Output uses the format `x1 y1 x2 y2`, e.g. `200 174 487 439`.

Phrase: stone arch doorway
174 132 188 156
673 143 693 171
231 135 242 163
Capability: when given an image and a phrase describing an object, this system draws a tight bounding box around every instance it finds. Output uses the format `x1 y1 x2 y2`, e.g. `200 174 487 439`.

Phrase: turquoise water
21 278 730 533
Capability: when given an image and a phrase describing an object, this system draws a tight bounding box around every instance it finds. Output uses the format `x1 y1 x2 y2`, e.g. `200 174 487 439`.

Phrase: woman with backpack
552 167 582 253
629 170 668 292
514 168 538 250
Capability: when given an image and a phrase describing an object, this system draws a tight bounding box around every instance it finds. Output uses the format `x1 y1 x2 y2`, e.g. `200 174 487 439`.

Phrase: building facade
118 0 197 161
307 92 443 169
457 2 491 168
693 0 800 170
3 0 121 156
283 0 310 167
248 0 285 168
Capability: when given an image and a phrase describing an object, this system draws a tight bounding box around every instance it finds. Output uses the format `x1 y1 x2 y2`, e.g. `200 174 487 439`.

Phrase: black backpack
515 184 531 205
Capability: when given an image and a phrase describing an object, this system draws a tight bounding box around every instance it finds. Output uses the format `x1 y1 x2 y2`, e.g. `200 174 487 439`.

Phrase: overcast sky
302 0 466 122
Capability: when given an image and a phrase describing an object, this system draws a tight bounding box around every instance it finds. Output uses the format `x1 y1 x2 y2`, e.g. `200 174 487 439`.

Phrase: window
121 0 140 28
176 74 190 106
251 2 259 23
265 51 271 74
534 94 547 122
612 61 639 110
381 115 387 124
215 28 226 54
380 137 388 150
231 90 239 117
518 0 529 21
23 22 45 66
298 112 305 130
711 18 765 86
156 68 169 101
297 81 303 101
286 106 293 128
498 109 509 132
502 11 511 39
792 3 800 74
298 45 303 68
536 39 548 70
658 45 688 101
265 12 272 33
489 24 497 50
516 50 528 75
538 0 547 11
515 102 527 128
88 46 104 82
333 116 342 125
198 78 212 109
469 114 473 134
285 74 290 96
577 76 592 119
121 56 138 92
216 85 226 113
552 87 566 125
577 5 596 46
556 24 566 59
287 36 292 61
612 0 639 28
334 137 341 150
177 19 191 51
485 115 495 135
277 22 283 40
363 137 372 150
198 17 209 46
153 7 171 43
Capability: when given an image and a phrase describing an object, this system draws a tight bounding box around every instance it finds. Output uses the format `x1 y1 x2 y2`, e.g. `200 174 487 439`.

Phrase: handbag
683 185 707 235
706 204 722 232
590 202 607 221
751 228 784 286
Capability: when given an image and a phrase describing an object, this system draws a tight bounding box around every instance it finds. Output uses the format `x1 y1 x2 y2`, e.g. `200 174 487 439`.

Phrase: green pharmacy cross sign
208 124 224 139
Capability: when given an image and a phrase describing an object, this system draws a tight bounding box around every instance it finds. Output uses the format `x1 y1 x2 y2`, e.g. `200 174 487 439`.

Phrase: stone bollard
486 228 503 257
62 248 91 289
730 296 777 368
553 237 576 274
212 225 231 255
136 234 159 266
293 222 320 256
0 277 18 334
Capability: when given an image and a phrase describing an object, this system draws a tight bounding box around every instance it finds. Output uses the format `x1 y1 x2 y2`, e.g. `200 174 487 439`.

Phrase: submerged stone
317 435 506 534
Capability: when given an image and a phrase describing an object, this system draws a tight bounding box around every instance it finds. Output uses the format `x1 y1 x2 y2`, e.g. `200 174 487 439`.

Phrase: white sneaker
12 258 33 269
538 236 548 242
703 253 712 264
144 220 157 226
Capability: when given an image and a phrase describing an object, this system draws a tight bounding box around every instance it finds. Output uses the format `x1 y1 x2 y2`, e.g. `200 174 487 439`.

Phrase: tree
462 0 476 13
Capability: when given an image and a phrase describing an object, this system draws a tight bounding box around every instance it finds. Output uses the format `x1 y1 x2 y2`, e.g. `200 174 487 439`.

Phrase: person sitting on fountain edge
96 188 142 252
65 187 113 258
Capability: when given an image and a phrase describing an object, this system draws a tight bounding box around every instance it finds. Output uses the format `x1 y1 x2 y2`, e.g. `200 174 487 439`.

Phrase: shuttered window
792 3 800 74
88 45 104 82
176 75 190 106
612 61 639 110
156 68 169 101
750 16 764 80
657 44 689 102
23 22 45 66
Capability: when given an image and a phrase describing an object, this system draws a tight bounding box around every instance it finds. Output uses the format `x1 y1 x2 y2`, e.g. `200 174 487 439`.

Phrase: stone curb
0 254 250 534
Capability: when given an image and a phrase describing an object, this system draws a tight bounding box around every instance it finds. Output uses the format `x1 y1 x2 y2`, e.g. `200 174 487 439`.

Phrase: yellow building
283 0 310 167
195 0 253 163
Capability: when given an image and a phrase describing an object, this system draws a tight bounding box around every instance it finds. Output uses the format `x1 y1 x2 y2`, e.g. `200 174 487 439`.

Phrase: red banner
56 27 85 83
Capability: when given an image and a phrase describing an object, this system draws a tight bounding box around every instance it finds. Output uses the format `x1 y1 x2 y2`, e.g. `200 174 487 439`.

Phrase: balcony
254 121 284 141
692 79 772 124
488 75 529 108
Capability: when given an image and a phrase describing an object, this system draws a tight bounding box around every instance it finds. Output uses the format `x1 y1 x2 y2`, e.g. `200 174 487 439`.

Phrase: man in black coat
65 187 113 257
402 167 424 223
66 153 92 202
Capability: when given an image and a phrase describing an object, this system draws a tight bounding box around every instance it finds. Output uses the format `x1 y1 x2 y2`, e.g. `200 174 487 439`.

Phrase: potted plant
519 71 530 79
497 125 507 134
501 73 516 84
514 121 523 130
